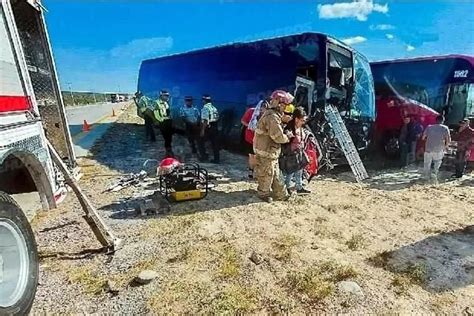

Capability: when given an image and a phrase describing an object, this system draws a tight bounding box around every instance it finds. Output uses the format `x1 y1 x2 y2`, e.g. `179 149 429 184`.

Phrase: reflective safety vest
201 102 219 123
153 99 170 123
138 96 154 113
137 96 155 119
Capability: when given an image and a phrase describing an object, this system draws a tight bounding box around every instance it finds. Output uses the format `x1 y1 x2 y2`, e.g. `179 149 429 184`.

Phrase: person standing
422 115 451 182
253 90 294 203
154 90 174 157
199 95 220 163
452 118 473 178
135 91 156 142
399 115 422 167
180 96 200 154
279 107 311 195
241 100 269 178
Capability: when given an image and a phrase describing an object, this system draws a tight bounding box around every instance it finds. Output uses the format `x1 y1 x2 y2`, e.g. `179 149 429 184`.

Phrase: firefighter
198 95 220 163
180 96 200 154
135 91 156 142
154 90 174 157
253 90 294 203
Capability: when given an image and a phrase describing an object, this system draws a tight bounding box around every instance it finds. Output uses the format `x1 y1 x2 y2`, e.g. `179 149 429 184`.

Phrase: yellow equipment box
171 190 203 201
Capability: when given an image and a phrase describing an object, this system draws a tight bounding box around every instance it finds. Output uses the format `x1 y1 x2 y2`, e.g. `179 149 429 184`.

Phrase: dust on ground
31 104 473 314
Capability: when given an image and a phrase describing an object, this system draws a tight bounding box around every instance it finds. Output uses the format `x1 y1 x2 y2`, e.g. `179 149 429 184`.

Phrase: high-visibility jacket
154 99 170 123
201 102 219 123
137 95 155 119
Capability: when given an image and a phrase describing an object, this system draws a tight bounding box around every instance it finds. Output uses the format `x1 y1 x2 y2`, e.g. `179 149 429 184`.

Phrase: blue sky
45 0 474 93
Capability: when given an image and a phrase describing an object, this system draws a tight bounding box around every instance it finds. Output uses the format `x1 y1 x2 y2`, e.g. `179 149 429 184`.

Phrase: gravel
30 104 474 314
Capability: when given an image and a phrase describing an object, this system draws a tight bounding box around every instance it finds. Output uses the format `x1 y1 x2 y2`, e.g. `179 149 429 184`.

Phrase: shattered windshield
351 52 375 120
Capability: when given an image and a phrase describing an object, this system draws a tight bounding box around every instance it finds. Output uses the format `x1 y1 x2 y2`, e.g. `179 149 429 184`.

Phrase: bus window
351 52 375 119
446 83 473 124
327 47 353 111
467 84 474 117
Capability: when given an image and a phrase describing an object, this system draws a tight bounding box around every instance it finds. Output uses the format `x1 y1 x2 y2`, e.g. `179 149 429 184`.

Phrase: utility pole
91 89 97 103
67 82 75 106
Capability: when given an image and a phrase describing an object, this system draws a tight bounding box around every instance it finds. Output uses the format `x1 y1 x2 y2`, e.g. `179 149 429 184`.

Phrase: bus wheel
0 191 39 315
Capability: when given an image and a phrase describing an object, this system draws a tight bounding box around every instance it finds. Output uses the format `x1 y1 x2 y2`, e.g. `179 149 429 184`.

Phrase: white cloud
385 33 394 40
370 24 395 31
318 0 388 21
406 44 415 52
342 36 367 45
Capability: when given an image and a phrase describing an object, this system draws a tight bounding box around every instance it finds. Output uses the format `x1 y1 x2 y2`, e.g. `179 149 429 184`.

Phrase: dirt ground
31 104 473 315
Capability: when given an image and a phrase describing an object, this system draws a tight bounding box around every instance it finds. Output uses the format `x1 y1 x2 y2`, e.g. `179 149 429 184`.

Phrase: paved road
66 101 129 157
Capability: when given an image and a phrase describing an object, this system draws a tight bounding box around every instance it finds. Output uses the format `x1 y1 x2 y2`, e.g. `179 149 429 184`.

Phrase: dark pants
185 122 199 153
400 141 416 167
158 119 173 153
199 122 220 162
455 149 469 177
144 115 156 142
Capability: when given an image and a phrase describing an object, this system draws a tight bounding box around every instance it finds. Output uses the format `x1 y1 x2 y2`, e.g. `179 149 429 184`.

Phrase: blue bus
137 32 375 165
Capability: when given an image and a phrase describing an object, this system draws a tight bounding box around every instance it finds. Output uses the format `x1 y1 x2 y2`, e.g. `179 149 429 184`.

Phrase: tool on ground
47 141 121 252
158 158 209 202
324 104 369 182
105 170 147 192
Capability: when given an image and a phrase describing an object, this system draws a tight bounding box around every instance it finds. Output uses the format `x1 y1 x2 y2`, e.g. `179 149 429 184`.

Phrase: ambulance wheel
0 191 39 315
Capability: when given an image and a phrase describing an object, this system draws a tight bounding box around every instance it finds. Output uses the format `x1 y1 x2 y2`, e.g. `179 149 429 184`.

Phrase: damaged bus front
138 32 375 168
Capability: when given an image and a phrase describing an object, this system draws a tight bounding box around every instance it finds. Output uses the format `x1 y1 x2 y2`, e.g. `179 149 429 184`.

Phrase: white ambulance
0 0 76 313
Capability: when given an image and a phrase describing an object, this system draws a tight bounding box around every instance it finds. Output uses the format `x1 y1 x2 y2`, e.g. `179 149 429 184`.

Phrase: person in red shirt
240 100 268 178
453 118 474 178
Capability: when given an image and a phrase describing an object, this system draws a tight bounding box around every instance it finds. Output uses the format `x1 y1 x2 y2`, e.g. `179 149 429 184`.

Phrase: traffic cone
112 109 116 117
82 120 91 132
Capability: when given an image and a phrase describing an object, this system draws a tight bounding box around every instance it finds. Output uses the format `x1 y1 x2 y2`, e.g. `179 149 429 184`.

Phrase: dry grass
391 275 411 295
403 263 427 285
430 294 456 312
272 234 301 262
422 227 444 234
217 243 241 279
147 280 213 314
140 215 201 239
286 268 335 303
391 263 428 295
285 261 358 304
30 208 64 229
110 257 159 287
368 250 393 268
346 233 367 251
66 264 107 295
318 261 359 282
210 284 259 314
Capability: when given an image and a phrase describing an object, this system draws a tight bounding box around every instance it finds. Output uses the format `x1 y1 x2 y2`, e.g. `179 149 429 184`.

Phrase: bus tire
0 191 39 316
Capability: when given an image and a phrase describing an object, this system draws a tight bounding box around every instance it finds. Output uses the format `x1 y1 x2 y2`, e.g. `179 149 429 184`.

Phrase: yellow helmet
284 104 295 115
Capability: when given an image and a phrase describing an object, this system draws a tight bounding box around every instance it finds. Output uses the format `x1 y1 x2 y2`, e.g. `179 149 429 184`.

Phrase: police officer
180 96 200 154
198 94 220 163
135 91 156 142
154 90 174 157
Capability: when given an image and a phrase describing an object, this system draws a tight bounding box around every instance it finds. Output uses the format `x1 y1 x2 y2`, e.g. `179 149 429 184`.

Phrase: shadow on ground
328 162 473 191
368 225 474 292
100 188 259 220
84 121 246 175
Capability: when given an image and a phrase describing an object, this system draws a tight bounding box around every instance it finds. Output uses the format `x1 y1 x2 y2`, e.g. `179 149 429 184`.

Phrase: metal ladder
324 104 369 182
